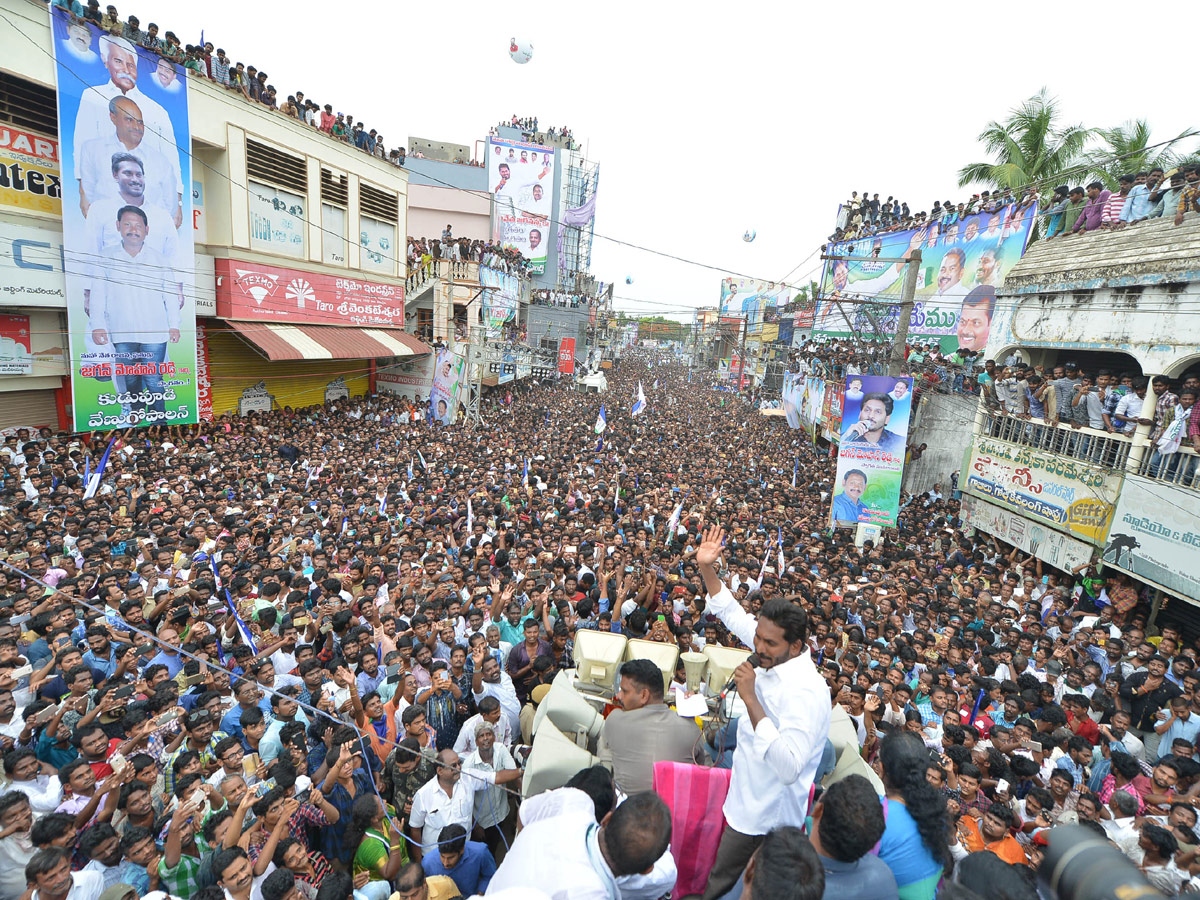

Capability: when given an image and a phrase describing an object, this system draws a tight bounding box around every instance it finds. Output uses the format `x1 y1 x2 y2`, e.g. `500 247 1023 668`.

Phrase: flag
418 450 428 471
596 435 603 452
631 382 647 417
522 458 529 487
595 404 607 434
225 590 259 654
666 500 683 536
778 526 786 575
83 455 90 488
379 493 387 517
791 458 797 489
83 435 117 500
614 482 620 513
407 458 414 481
653 378 659 390
466 497 474 533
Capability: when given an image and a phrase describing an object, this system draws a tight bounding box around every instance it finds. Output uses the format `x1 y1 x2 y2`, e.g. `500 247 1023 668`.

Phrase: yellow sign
0 127 61 214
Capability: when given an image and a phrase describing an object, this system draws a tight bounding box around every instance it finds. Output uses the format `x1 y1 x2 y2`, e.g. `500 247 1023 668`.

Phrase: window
0 73 58 136
322 203 347 266
249 181 306 259
359 214 395 275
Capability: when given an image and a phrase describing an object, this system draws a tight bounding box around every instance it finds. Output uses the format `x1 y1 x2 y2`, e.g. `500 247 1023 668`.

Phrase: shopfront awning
226 322 432 361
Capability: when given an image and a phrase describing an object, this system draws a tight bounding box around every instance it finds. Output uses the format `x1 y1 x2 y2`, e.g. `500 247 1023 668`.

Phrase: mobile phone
108 751 127 772
113 685 135 700
1042 575 1049 585
386 664 401 676
996 778 1011 795
10 664 32 680
1022 740 1042 753
243 753 260 776
184 672 206 687
319 623 332 634
374 534 381 546
294 617 311 627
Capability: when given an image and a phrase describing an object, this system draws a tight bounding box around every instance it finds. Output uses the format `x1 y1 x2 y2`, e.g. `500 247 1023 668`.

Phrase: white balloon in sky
509 38 533 64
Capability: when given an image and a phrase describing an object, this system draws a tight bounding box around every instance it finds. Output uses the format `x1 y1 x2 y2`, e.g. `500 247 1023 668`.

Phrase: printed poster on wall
479 264 518 338
1102 475 1200 604
831 375 913 528
0 313 33 374
50 9 197 430
488 137 553 274
814 203 1035 353
429 348 464 425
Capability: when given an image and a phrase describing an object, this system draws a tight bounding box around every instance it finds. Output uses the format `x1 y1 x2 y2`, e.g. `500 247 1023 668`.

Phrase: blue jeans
113 341 167 415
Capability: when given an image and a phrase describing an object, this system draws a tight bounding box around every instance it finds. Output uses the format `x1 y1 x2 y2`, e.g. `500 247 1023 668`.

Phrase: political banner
479 264 519 339
1102 475 1200 603
488 137 553 274
781 371 804 429
960 494 1093 572
814 203 1036 353
195 321 212 421
429 348 464 425
831 375 913 528
51 10 197 430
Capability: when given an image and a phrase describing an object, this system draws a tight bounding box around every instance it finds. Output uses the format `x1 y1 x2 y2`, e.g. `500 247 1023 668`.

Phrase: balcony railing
404 258 482 294
1135 445 1200 489
980 411 1133 471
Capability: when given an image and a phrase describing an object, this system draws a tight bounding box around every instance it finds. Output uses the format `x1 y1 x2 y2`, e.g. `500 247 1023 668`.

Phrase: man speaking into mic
696 523 831 900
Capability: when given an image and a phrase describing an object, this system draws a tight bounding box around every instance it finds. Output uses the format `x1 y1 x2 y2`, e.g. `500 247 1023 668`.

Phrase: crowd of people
492 118 576 149
833 165 1200 245
406 235 532 280
57 0 407 168
0 342 1197 900
528 290 602 310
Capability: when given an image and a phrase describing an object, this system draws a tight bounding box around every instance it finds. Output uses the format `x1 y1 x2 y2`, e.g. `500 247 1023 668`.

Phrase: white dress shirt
408 770 497 850
472 672 521 738
463 742 516 829
453 712 513 756
705 584 831 835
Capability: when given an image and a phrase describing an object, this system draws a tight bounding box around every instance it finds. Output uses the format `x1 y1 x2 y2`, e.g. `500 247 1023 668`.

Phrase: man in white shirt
696 525 832 900
28 846 105 900
407 749 520 851
452 697 511 756
78 96 182 220
469 644 521 738
487 786 672 900
86 205 182 425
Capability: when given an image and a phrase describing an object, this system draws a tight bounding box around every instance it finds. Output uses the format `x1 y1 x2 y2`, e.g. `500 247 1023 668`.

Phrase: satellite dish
743 229 757 243
509 38 533 64
625 276 634 285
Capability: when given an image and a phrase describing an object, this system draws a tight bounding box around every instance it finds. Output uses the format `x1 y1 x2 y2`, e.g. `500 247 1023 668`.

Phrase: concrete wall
407 184 490 242
403 157 488 192
904 390 979 496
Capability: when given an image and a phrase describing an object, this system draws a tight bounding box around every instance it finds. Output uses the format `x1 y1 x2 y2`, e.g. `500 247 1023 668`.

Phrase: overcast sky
169 1 1198 322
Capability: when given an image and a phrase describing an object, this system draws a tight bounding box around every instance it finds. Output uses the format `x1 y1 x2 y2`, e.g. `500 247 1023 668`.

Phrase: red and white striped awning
226 321 431 361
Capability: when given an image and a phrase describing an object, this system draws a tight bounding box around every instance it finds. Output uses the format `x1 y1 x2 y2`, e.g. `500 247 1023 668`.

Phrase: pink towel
652 761 733 896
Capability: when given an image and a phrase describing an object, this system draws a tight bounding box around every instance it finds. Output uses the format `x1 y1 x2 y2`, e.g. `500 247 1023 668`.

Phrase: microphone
719 653 761 699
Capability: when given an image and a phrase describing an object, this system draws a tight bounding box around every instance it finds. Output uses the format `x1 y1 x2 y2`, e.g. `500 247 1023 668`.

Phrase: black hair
759 596 809 644
212 846 249 884
955 849 1037 900
617 658 663 699
565 765 616 822
749 825 825 900
340 794 382 864
437 823 467 854
601 791 672 877
878 732 952 871
816 774 885 863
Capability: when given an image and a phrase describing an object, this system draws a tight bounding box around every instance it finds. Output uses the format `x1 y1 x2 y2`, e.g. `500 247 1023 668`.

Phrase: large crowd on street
1 340 1198 900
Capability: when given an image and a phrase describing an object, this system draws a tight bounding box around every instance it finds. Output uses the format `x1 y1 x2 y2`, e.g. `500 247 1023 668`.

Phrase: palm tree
957 88 1091 193
1082 120 1199 190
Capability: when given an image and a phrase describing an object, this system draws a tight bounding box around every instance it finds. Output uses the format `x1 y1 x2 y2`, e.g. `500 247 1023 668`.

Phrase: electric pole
890 249 921 376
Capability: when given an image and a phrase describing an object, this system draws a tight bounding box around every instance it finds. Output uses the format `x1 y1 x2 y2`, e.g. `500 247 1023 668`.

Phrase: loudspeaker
681 651 708 693
531 669 603 742
702 645 753 698
624 638 680 695
522 720 597 799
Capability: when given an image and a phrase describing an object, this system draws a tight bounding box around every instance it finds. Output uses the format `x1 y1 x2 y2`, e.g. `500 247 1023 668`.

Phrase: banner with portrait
813 204 1036 353
429 348 464 425
831 375 913 528
488 137 554 274
51 9 197 430
479 264 519 339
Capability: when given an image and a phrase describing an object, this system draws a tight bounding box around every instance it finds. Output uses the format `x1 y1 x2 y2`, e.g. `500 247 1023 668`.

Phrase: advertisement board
831 375 913 527
815 203 1036 352
963 435 1117 543
0 313 33 374
0 222 67 307
195 322 212 421
429 348 464 425
376 358 434 403
1102 475 1200 604
781 371 804 429
52 11 197 430
479 265 519 338
0 128 61 215
960 494 1093 572
214 259 405 326
558 337 576 374
249 181 306 259
488 137 554 274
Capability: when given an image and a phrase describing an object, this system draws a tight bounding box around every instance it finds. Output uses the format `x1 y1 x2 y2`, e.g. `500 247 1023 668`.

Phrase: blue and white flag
778 526 786 574
595 404 607 434
666 500 683 536
466 497 474 533
631 382 647 417
791 458 798 488
83 435 117 500
407 458 414 482
379 493 387 516
225 590 259 654
417 450 428 472
522 458 529 487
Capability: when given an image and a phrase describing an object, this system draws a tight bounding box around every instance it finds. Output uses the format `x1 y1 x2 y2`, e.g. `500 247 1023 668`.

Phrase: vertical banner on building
488 137 554 274
830 375 913 528
195 321 212 421
558 337 576 374
0 313 33 374
50 10 197 430
429 348 463 425
479 264 518 338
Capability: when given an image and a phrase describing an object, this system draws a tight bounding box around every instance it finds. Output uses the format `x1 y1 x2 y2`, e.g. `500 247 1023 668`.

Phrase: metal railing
1135 445 1200 489
980 411 1134 471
